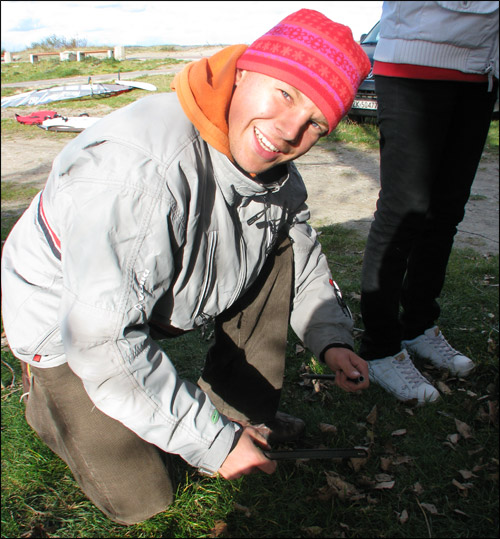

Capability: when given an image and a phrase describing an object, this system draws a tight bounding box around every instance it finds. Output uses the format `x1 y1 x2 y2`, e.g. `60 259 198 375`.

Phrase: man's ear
234 68 246 86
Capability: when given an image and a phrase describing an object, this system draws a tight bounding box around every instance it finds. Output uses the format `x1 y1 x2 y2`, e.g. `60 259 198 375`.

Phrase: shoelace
425 332 458 362
392 355 430 388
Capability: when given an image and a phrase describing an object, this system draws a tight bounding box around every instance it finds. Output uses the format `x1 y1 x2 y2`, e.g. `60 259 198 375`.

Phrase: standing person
1 10 370 525
360 1 498 404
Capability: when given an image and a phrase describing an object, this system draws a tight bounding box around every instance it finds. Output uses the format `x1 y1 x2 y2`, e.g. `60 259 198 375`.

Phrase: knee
92 478 175 525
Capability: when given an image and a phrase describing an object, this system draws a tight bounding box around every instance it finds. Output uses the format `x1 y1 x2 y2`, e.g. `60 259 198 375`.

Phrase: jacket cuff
197 422 237 476
319 343 354 363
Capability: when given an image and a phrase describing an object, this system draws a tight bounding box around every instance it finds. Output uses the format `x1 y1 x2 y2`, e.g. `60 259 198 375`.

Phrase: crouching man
1 9 370 524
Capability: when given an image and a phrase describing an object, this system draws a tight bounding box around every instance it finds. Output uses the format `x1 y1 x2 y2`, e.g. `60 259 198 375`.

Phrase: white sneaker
402 326 474 377
368 349 440 404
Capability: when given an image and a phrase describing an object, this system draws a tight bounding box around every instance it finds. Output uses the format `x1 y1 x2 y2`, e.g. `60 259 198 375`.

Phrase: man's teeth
255 128 279 153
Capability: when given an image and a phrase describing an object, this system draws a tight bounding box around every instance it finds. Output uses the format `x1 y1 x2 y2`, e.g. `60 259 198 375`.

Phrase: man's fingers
246 425 271 448
259 456 277 474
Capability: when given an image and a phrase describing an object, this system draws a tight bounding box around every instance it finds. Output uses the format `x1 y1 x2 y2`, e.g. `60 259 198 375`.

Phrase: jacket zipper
247 196 277 254
194 231 217 328
228 235 247 305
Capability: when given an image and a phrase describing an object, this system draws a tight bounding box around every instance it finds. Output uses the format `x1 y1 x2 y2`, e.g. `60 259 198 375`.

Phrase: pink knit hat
236 9 371 133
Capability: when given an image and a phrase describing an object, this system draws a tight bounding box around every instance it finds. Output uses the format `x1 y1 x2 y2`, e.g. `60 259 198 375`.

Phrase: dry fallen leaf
475 405 490 424
452 479 474 493
366 405 377 425
374 480 395 490
413 482 425 495
380 457 392 471
420 503 438 515
20 524 50 539
375 473 393 482
391 428 407 437
356 475 375 488
437 380 452 394
316 484 333 501
1 334 10 350
325 471 361 501
233 502 251 517
392 455 415 466
472 462 487 473
452 478 467 491
455 418 473 439
349 456 368 472
458 469 477 480
447 433 460 444
488 400 499 426
398 509 409 524
210 520 229 538
454 508 470 517
302 526 323 537
319 422 338 434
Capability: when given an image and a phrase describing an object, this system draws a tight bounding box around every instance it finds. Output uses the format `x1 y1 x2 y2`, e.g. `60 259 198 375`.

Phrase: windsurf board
115 80 157 91
40 115 101 132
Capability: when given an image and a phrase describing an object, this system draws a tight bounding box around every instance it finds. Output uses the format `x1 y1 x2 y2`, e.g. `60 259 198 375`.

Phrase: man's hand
218 426 277 480
323 347 369 392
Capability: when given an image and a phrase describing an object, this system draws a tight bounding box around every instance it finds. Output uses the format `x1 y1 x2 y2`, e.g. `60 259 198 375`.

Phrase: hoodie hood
171 45 247 161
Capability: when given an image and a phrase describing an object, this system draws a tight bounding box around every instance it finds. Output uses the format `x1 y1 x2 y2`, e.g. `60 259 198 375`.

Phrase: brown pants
199 235 293 423
23 235 293 525
25 363 175 525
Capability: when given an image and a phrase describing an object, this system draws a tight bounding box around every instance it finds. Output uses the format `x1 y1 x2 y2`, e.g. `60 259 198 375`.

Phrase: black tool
301 373 365 384
263 447 368 460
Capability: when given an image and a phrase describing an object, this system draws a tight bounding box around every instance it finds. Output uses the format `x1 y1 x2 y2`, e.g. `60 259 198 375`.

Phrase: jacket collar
208 145 290 205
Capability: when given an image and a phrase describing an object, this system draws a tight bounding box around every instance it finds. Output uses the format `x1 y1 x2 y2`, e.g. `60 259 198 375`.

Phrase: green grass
1 56 498 538
485 119 499 155
1 56 184 84
325 117 380 150
1 181 42 202
2 225 498 538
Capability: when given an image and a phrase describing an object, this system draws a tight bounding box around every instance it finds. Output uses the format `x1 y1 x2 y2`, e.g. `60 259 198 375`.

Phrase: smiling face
227 70 329 175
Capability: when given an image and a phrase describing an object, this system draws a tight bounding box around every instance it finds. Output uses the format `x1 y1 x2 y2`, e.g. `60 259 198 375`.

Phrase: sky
1 1 383 52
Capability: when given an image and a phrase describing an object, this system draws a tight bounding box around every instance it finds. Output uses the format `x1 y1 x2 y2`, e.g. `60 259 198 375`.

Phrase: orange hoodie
171 45 247 161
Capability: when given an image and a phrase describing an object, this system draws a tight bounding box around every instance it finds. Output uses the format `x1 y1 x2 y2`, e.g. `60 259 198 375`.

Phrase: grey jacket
375 1 499 83
1 92 353 474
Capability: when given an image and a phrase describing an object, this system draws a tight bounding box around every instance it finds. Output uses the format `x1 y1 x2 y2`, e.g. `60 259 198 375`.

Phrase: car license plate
352 99 377 110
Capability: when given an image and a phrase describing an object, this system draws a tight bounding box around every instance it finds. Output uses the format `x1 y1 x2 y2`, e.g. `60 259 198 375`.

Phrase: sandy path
2 44 498 255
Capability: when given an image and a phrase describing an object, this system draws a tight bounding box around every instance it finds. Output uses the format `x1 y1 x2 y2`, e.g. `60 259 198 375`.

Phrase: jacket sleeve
54 141 235 476
288 204 354 358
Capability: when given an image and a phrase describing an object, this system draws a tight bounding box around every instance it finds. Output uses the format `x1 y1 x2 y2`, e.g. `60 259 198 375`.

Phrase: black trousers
360 75 497 360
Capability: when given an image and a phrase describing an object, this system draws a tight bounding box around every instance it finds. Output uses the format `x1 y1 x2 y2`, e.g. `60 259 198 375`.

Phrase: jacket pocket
437 1 498 15
17 324 62 357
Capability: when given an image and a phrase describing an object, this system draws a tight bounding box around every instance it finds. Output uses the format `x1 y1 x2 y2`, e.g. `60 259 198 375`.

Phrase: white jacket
1 92 354 474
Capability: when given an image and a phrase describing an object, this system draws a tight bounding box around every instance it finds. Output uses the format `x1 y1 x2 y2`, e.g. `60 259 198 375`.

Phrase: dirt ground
2 45 498 255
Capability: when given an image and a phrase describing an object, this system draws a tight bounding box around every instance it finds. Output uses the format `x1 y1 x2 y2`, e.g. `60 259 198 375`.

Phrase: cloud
9 17 44 32
1 1 383 51
95 2 146 11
